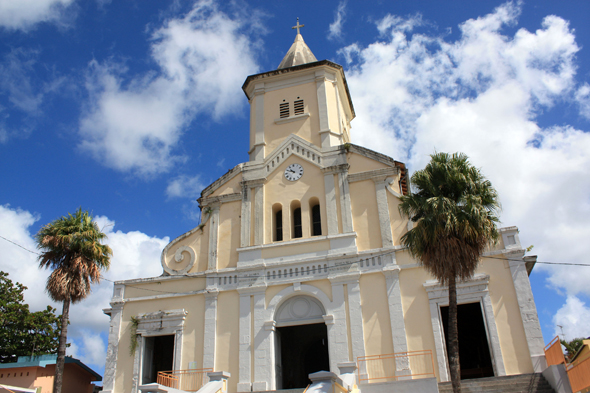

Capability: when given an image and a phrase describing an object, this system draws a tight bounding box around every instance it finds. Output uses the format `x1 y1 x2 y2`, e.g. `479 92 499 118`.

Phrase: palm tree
35 208 112 393
398 152 500 393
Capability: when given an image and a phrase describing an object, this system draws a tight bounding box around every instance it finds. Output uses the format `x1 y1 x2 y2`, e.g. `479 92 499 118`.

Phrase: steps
251 389 306 393
438 373 555 393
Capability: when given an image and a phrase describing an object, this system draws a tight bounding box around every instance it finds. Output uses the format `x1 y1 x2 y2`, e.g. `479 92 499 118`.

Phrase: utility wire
3 233 590 298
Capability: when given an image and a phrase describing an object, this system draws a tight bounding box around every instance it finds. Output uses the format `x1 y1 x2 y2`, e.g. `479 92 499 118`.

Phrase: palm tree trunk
448 275 461 393
53 297 70 393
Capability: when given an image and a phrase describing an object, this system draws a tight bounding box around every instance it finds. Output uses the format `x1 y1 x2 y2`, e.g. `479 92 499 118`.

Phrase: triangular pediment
262 135 323 178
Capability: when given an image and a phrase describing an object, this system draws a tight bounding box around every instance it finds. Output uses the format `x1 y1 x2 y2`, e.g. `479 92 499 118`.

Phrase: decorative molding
199 192 242 208
321 164 350 175
274 112 310 124
347 167 399 183
200 164 244 199
423 274 506 382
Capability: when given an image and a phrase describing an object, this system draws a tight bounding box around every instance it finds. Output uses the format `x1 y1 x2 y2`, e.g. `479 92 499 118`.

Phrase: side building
102 31 546 393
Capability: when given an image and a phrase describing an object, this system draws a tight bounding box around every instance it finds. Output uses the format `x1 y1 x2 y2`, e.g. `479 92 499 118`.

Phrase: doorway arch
274 295 330 389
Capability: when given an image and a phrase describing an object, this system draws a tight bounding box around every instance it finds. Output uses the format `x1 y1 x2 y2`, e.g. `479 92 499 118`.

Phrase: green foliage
561 338 585 361
36 208 113 303
129 316 140 356
398 152 501 284
0 271 62 363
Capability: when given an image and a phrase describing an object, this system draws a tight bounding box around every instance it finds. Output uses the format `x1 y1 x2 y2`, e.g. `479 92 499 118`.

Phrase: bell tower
242 21 355 162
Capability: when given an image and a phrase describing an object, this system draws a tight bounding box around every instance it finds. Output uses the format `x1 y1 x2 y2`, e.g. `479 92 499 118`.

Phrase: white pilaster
254 185 264 246
374 179 394 248
240 183 251 248
509 257 547 372
382 264 410 373
102 289 124 393
252 290 271 391
251 84 265 161
208 206 220 270
323 172 339 236
203 290 218 370
338 168 353 233
327 278 351 372
237 292 252 392
346 278 366 361
315 71 332 148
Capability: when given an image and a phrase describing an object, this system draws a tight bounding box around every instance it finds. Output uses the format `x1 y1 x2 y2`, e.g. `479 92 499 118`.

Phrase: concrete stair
438 373 555 393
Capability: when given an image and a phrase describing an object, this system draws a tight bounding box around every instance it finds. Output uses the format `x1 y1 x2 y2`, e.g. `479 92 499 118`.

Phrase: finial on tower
292 18 305 35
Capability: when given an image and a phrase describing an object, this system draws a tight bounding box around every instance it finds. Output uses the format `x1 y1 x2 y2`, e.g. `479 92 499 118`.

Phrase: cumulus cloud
553 296 590 340
0 205 168 369
328 1 347 41
79 0 260 176
0 0 76 31
166 174 205 199
342 2 590 333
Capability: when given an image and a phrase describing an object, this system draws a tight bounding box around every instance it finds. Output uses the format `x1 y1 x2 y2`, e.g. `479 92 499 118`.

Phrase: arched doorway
274 295 330 389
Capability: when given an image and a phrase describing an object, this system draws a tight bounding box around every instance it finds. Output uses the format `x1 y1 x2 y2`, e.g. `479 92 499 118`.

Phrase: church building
102 25 546 393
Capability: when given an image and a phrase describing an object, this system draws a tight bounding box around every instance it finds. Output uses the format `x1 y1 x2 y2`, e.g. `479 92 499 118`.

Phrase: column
253 290 271 391
251 84 265 161
102 298 124 393
346 279 366 361
382 265 410 375
240 183 251 248
253 184 264 246
327 278 350 373
237 292 252 392
323 170 339 236
315 70 332 148
338 167 353 233
374 179 394 248
203 290 218 370
509 257 547 372
208 205 220 270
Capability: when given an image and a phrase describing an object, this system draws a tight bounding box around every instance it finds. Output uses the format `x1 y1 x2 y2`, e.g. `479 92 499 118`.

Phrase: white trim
324 173 339 236
203 291 218 370
131 309 187 393
423 275 506 382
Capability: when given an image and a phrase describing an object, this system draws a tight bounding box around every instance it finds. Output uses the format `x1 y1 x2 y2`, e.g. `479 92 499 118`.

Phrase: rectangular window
294 99 304 115
312 205 321 236
275 210 283 241
293 208 302 238
279 102 290 118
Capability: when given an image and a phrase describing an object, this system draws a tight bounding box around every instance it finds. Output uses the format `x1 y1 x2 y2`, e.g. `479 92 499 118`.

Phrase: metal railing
156 368 213 392
357 350 435 383
544 336 566 366
567 354 590 393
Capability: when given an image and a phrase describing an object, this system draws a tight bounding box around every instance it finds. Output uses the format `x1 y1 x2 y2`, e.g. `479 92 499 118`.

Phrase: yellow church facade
102 32 546 393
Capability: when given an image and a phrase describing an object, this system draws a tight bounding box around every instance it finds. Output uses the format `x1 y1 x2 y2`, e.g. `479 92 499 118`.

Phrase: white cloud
342 2 590 334
166 174 205 199
328 1 347 41
0 0 76 31
0 205 168 369
79 0 260 176
553 296 590 341
576 83 590 119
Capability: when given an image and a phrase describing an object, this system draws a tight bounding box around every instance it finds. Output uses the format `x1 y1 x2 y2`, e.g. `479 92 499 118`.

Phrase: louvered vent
294 99 304 115
279 102 290 118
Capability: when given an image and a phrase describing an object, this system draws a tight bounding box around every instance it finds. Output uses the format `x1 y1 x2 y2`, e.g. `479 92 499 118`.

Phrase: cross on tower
292 17 305 35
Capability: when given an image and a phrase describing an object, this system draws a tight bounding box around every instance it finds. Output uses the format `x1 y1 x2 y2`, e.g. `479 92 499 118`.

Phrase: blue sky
1 0 590 379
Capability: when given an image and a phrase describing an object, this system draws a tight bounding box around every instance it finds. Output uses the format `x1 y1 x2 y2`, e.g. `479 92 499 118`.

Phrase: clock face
284 163 304 181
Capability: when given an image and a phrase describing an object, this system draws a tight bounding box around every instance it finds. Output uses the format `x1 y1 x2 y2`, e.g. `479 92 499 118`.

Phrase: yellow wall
210 173 243 197
263 81 320 155
264 155 327 244
360 273 394 356
114 294 206 393
479 258 533 375
349 180 381 251
216 291 240 393
347 153 389 174
218 201 241 269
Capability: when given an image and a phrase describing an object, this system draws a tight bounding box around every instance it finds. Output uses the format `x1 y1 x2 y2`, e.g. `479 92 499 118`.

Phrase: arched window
309 197 322 236
273 203 283 242
291 200 302 239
